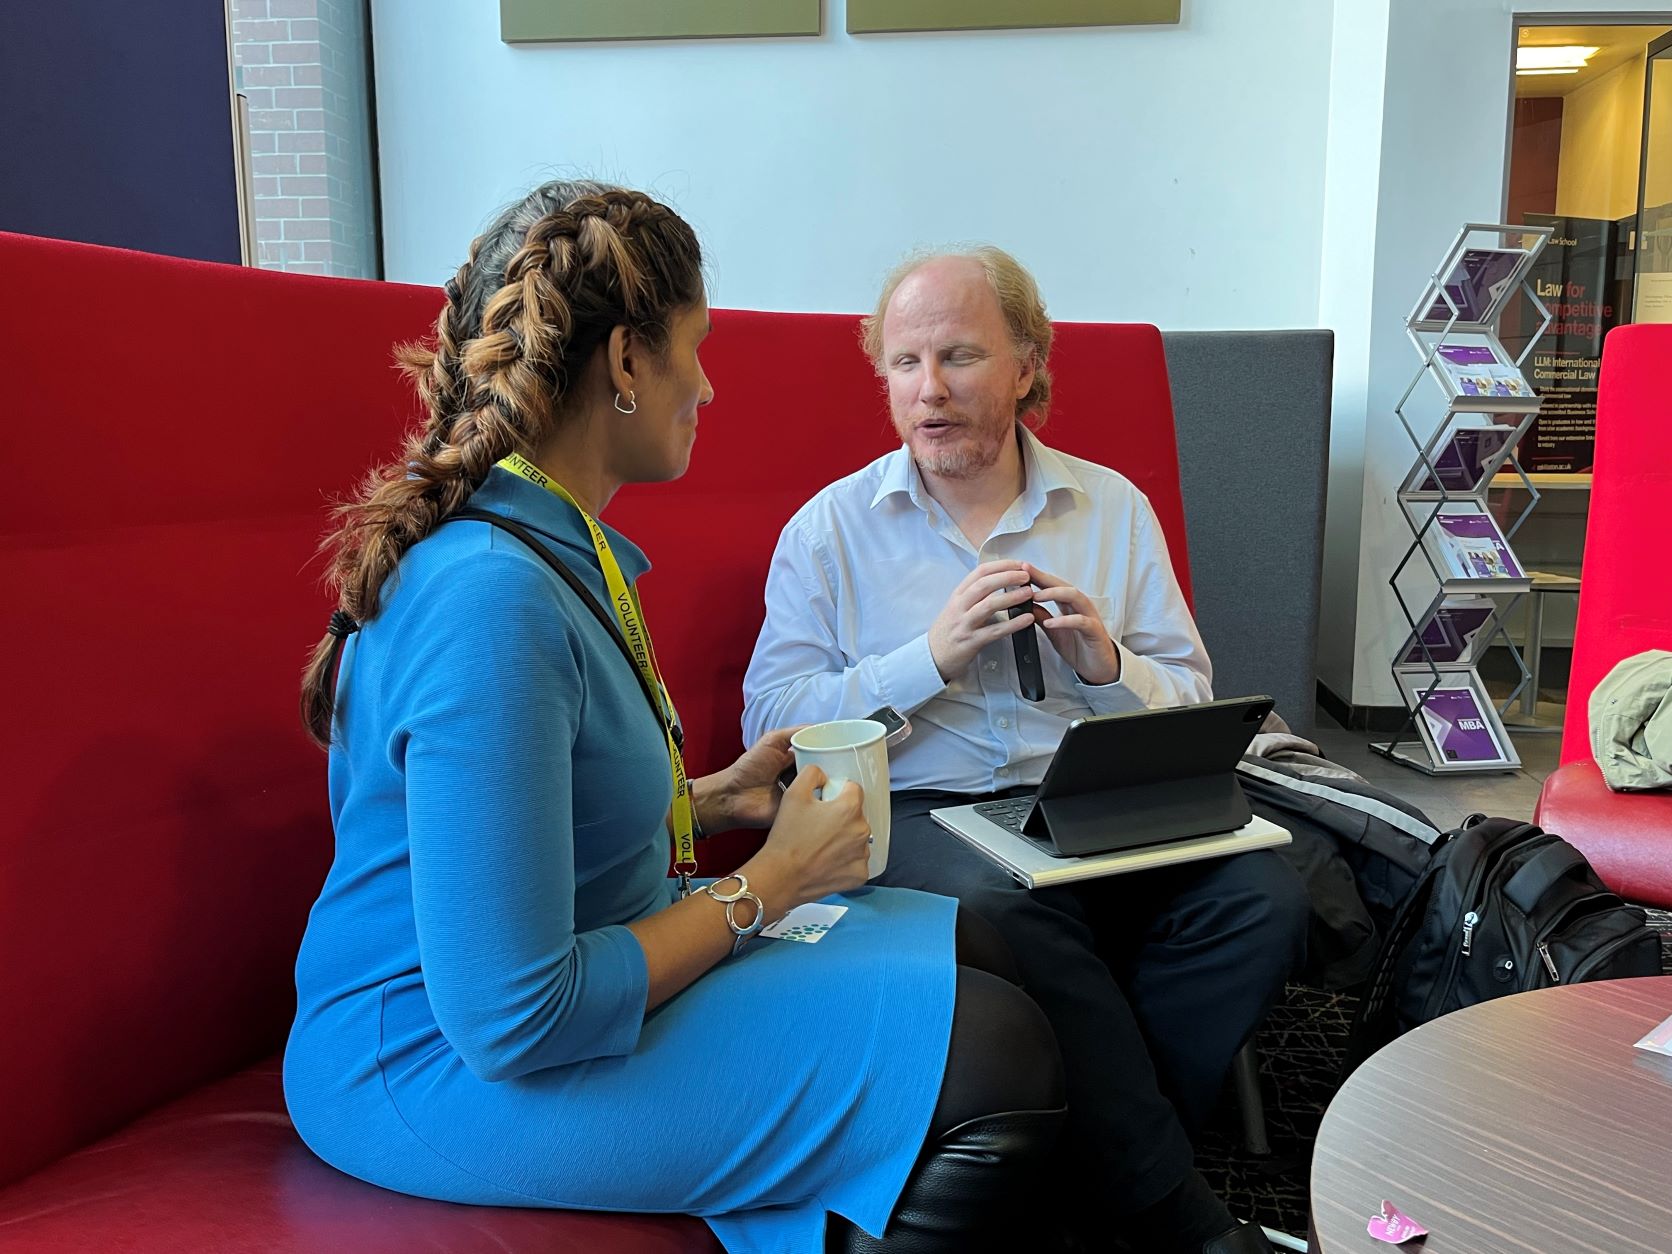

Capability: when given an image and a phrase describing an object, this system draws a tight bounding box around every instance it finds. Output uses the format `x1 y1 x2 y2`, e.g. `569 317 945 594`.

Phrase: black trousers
880 789 1310 1214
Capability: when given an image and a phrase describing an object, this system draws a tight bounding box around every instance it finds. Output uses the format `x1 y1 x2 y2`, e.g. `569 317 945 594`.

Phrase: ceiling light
1516 67 1581 76
1516 45 1599 71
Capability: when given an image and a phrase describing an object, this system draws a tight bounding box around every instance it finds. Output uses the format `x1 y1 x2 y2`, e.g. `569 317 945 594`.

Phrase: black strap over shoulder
449 507 681 750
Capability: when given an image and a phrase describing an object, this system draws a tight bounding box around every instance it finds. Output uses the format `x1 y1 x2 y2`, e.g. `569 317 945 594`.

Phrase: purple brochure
1424 249 1522 322
1418 686 1503 763
1400 603 1495 664
1436 511 1524 580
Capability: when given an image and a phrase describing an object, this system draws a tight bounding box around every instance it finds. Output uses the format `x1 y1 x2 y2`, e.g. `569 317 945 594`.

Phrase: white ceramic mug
789 719 891 879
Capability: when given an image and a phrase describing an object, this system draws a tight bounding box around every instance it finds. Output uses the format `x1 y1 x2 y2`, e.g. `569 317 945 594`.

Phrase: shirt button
985 660 998 672
997 717 1010 729
997 766 1010 778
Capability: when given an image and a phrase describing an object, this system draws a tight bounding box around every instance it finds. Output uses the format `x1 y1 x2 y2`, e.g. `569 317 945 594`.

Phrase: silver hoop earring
614 391 637 415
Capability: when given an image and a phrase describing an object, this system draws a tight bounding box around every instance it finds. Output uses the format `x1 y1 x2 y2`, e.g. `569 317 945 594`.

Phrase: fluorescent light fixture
1516 67 1581 76
1516 45 1598 71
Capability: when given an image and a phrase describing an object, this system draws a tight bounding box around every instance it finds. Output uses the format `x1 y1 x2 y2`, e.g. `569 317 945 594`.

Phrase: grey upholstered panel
1162 330 1333 739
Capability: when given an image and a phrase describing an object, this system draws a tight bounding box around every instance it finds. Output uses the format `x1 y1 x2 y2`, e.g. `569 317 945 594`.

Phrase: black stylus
1007 605 1046 702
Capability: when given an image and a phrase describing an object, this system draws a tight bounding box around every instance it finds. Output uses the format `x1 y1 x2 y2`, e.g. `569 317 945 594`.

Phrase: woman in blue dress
286 181 1063 1253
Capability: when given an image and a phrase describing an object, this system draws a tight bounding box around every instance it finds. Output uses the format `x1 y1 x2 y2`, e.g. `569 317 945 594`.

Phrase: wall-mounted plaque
847 0 1180 35
502 0 821 44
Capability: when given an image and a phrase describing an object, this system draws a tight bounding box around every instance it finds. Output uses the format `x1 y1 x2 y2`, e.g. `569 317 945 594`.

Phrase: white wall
370 0 1333 327
1558 53 1648 220
1313 0 1391 704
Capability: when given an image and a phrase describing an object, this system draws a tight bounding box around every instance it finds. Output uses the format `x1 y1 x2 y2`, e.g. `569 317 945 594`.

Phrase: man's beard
900 412 1014 479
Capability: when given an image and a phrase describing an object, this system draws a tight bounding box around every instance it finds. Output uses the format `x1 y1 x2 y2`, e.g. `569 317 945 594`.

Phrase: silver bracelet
702 873 765 956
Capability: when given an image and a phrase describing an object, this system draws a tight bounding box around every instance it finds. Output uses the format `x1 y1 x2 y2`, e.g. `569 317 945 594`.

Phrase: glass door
1634 30 1672 321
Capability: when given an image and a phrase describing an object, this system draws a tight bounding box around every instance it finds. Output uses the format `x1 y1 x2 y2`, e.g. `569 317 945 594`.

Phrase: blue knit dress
284 469 958 1253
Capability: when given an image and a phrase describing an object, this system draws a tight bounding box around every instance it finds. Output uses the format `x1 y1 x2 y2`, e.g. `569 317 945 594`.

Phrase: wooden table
1311 978 1672 1253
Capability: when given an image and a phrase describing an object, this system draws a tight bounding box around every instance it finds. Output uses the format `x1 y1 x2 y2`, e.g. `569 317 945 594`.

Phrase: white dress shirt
742 428 1212 794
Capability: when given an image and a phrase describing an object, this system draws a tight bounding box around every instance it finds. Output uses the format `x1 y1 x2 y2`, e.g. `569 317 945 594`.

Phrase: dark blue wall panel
0 3 242 263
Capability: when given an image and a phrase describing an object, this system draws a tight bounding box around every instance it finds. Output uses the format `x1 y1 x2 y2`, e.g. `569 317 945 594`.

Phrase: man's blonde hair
859 245 1054 423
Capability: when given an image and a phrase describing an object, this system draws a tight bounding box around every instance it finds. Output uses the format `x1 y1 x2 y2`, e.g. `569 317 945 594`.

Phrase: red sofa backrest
0 232 443 1186
1559 324 1672 764
0 231 1187 1186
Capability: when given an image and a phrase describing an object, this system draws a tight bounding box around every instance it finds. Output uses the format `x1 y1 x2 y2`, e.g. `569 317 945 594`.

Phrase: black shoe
1200 1222 1277 1254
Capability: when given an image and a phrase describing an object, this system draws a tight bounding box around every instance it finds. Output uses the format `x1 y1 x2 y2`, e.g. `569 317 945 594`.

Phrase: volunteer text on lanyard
498 452 698 896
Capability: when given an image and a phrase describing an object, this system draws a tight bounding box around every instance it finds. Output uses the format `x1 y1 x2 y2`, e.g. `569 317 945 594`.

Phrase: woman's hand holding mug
746 766 871 912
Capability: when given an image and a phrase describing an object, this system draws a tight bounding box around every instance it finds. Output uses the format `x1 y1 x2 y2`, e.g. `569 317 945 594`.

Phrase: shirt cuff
1074 642 1151 715
874 633 948 716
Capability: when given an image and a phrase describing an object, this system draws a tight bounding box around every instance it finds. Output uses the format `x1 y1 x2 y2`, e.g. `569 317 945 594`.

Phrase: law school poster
1516 215 1626 474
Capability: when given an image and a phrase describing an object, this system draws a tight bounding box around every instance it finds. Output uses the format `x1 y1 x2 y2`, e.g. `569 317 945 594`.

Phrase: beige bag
1589 649 1672 791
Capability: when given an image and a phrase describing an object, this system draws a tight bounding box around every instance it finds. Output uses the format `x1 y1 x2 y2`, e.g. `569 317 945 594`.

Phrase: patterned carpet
1192 908 1672 1242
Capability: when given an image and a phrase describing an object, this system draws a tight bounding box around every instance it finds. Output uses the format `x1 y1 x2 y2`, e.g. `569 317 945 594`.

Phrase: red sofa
0 231 1193 1251
1534 323 1672 909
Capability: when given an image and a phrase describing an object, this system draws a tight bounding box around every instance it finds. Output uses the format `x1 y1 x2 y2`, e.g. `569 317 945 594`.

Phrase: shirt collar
466 465 653 581
869 444 923 509
868 425 1086 517
1018 426 1086 509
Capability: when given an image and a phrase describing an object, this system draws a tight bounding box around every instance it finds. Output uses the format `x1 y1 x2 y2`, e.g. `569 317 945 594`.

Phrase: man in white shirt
742 249 1308 1254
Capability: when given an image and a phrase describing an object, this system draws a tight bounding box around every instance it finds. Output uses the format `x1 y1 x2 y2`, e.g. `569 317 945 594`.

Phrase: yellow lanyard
497 453 697 894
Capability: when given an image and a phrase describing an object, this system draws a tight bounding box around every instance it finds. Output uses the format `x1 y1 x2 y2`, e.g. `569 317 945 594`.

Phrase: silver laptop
930 809 1290 888
929 696 1291 887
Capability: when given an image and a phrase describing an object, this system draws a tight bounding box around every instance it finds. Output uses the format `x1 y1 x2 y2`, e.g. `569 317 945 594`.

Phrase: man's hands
926 559 1121 688
700 727 797 831
927 561 1039 681
1023 562 1121 687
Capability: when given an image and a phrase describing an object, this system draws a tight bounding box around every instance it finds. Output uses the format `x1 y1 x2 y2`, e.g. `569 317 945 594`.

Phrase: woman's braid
300 181 703 747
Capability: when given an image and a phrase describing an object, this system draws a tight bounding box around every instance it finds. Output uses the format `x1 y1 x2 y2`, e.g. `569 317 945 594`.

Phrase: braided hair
300 180 704 747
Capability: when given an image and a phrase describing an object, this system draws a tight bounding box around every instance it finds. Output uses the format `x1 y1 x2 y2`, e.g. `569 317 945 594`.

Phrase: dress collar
465 466 653 580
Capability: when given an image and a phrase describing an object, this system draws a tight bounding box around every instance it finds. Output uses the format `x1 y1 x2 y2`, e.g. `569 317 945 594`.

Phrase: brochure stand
1372 222 1554 775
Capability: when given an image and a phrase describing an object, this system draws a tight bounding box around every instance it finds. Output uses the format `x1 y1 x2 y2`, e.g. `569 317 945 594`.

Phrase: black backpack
1345 814 1661 1070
